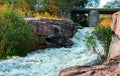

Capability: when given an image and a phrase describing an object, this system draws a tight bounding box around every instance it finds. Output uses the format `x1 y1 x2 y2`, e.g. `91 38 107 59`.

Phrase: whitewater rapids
0 27 104 76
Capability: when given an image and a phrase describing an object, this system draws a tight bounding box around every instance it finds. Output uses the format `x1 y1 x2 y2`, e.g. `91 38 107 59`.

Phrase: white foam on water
0 27 104 76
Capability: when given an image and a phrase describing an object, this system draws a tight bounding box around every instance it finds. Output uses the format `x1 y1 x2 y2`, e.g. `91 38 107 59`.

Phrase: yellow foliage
34 13 42 18
16 9 25 16
0 5 7 12
100 18 112 27
34 12 58 19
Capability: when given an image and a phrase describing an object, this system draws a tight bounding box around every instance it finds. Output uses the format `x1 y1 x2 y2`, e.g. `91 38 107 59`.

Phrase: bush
94 24 112 43
0 8 33 58
85 34 103 59
94 24 112 60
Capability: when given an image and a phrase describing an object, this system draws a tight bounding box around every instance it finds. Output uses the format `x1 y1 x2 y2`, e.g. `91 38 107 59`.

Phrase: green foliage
39 36 46 45
85 35 96 48
0 8 33 58
85 34 102 57
104 0 120 8
94 24 112 44
86 0 99 7
44 12 50 17
0 0 100 19
36 0 89 18
94 24 112 60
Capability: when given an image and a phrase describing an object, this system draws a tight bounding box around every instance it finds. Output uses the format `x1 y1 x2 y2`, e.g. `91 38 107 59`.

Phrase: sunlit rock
108 35 120 59
108 12 120 59
110 11 120 38
59 57 120 76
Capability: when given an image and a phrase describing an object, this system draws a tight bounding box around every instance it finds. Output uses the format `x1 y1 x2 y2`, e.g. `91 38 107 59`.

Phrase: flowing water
0 27 104 76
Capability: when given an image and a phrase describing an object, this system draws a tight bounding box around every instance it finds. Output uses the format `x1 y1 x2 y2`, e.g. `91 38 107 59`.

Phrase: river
0 27 104 76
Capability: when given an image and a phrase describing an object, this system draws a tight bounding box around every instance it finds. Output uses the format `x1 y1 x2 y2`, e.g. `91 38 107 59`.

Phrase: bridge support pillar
89 10 99 27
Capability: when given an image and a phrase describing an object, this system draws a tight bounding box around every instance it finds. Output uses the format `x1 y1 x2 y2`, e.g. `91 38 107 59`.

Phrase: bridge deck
71 8 120 14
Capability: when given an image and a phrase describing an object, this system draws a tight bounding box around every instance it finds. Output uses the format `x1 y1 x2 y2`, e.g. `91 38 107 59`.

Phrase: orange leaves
99 15 112 27
34 12 58 20
0 5 6 12
100 18 112 27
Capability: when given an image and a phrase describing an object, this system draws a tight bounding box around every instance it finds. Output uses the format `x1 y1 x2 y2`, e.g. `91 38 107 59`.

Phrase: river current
0 27 104 76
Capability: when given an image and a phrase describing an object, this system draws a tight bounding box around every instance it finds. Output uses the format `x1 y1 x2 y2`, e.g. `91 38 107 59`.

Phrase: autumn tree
0 0 37 16
54 0 88 18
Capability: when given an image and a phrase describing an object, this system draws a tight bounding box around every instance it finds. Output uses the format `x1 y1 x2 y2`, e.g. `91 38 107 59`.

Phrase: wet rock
59 57 120 76
24 18 77 47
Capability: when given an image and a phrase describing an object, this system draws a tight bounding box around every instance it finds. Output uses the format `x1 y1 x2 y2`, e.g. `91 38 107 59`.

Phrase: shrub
31 35 46 50
85 34 103 59
44 12 51 17
94 24 112 60
94 24 112 43
0 8 33 58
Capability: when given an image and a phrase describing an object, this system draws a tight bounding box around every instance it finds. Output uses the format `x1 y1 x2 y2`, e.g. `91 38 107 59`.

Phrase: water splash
0 27 104 76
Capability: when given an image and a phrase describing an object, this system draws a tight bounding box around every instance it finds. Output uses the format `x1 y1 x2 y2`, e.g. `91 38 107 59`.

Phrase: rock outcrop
24 18 77 47
108 11 120 59
110 12 120 38
59 57 120 76
108 35 120 59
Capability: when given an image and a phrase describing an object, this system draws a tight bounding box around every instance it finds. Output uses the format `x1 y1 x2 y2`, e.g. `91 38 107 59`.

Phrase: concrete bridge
71 8 120 26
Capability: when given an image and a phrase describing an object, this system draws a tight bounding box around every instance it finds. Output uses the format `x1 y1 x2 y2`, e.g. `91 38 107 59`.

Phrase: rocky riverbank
59 56 120 76
59 11 120 76
0 27 104 76
24 18 78 49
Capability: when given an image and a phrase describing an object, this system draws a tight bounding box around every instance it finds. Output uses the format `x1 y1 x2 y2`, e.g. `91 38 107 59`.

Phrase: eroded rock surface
24 18 77 47
110 12 120 38
108 11 120 59
108 35 120 59
59 57 120 76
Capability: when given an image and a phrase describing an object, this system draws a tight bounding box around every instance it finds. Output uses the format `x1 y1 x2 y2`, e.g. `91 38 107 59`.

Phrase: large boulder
110 12 120 38
24 18 77 47
108 35 120 59
108 11 120 59
59 56 120 76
